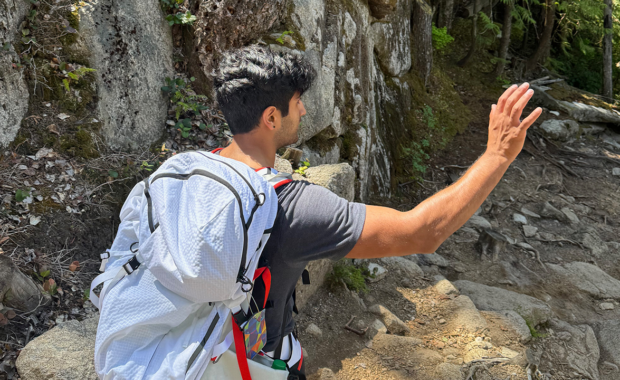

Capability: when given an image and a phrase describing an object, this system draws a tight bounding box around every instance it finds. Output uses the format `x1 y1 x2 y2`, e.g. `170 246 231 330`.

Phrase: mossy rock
60 127 100 159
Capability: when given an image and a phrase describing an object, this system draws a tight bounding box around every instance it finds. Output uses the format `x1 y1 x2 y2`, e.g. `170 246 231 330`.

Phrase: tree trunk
494 0 513 77
0 255 50 312
525 0 555 73
458 0 480 67
603 0 613 99
412 0 434 88
437 0 455 32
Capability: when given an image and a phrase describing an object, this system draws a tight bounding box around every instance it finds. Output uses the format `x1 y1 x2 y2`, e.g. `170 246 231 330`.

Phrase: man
213 46 542 378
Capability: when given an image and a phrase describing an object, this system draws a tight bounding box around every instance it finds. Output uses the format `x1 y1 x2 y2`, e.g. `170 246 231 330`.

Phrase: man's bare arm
347 83 543 259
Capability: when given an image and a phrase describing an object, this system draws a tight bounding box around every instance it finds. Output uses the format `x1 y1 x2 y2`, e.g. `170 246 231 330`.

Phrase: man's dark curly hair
214 46 316 135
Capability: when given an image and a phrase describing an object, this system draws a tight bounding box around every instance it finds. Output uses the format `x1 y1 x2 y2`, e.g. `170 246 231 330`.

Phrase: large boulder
548 262 620 300
446 295 488 333
0 0 30 148
78 0 174 150
454 280 553 326
303 163 356 201
592 320 620 368
538 119 579 141
540 319 600 380
16 317 99 380
371 0 411 77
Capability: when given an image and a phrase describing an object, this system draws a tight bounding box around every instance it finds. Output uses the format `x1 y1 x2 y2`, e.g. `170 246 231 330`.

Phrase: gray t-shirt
253 180 366 351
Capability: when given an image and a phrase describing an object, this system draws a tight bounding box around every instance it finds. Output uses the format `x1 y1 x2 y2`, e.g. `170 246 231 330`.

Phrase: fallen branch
343 316 367 336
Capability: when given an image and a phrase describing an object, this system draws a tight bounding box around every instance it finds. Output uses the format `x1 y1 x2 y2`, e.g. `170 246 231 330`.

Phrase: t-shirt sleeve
276 182 366 265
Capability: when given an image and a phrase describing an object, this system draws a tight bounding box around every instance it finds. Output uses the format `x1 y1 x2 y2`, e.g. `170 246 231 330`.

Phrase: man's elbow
414 237 443 254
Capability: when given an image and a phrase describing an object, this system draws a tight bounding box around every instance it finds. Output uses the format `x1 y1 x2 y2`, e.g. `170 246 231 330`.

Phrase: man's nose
300 100 307 117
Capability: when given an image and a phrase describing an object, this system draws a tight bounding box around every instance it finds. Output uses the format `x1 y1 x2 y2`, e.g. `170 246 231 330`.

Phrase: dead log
0 255 50 312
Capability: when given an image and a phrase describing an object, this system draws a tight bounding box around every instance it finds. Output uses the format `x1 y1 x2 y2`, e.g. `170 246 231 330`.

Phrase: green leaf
83 288 90 300
161 86 171 92
198 122 206 130
40 270 50 278
181 131 190 138
22 29 30 36
67 72 78 80
108 170 118 178
59 62 66 71
181 118 192 128
190 77 195 82
62 79 70 92
15 189 30 202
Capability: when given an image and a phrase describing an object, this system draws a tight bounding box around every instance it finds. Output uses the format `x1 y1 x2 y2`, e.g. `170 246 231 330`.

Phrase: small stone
613 168 620 176
438 319 446 324
367 319 387 339
434 278 460 296
466 215 492 230
521 207 541 218
513 213 528 225
600 302 615 310
367 263 387 283
369 305 410 335
523 225 538 238
500 346 520 358
561 207 580 224
305 323 322 338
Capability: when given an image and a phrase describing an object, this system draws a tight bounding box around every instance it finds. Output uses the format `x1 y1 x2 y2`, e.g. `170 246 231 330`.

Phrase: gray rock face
548 262 620 299
454 280 553 326
593 320 620 368
559 100 620 126
371 0 411 77
0 0 30 148
380 256 424 278
303 163 355 201
368 0 398 19
581 231 609 258
435 363 463 380
542 319 600 380
16 317 99 380
78 0 174 151
369 304 410 335
447 295 488 333
300 142 340 166
538 119 580 141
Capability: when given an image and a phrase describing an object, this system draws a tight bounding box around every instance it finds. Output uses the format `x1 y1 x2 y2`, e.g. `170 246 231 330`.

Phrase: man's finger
519 107 543 131
504 83 530 115
510 89 534 124
497 85 518 114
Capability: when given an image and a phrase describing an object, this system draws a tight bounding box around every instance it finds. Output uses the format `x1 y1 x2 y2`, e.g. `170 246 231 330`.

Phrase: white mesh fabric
94 152 279 379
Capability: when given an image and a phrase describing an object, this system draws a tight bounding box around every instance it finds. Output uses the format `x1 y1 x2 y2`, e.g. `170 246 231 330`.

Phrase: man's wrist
481 149 512 168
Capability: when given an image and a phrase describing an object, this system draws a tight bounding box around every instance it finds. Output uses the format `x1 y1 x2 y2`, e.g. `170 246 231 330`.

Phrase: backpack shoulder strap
255 167 293 189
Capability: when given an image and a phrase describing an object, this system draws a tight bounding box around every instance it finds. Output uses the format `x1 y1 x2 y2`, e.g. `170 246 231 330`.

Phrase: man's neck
219 136 276 170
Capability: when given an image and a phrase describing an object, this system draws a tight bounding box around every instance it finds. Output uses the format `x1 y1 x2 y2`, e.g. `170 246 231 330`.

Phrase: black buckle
123 255 141 275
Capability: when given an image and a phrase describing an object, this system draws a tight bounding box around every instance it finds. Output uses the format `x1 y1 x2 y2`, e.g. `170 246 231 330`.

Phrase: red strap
298 349 304 370
233 321 252 380
211 148 224 154
273 179 293 189
253 268 272 309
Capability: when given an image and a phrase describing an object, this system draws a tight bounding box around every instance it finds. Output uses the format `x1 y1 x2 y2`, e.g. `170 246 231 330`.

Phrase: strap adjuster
100 250 110 260
123 255 141 275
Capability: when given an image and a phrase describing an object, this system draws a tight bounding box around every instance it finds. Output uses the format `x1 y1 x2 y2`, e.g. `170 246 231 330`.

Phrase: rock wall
0 0 30 148
78 0 174 151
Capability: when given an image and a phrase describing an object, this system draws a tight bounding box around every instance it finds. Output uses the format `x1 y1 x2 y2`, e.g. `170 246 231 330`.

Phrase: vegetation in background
160 0 197 26
161 77 209 138
432 25 455 51
327 260 373 294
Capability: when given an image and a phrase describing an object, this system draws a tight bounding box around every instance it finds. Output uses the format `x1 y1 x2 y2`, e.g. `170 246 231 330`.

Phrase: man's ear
261 106 279 130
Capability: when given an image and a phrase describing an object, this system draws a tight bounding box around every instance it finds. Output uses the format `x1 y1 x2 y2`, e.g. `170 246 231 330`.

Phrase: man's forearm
404 151 510 252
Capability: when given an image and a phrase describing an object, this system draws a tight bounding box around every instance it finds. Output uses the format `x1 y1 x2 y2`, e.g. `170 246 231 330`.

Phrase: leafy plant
276 31 294 44
43 278 58 295
496 75 512 86
176 118 193 138
108 170 119 178
165 11 197 26
161 77 209 120
525 318 547 338
294 159 311 176
432 25 454 51
140 161 154 172
401 141 430 179
83 288 90 301
420 105 437 130
327 260 372 294
34 269 50 282
61 66 96 93
160 0 183 11
15 189 30 202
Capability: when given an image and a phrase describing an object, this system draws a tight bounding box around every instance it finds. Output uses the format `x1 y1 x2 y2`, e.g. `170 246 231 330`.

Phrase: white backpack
90 151 292 379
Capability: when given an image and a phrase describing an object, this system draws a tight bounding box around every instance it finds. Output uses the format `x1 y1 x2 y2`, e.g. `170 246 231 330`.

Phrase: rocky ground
294 93 620 380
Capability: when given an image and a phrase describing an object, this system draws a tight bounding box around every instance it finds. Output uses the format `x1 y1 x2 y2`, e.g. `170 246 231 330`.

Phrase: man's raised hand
487 83 543 162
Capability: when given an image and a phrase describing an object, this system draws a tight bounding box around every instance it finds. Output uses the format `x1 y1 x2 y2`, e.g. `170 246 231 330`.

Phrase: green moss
60 128 100 158
59 8 80 46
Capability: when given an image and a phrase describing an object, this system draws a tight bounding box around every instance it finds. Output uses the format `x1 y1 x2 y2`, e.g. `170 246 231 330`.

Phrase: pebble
613 168 620 176
561 207 580 224
600 303 615 310
368 263 387 283
438 319 446 324
513 213 528 225
305 323 323 338
521 207 541 218
523 225 538 238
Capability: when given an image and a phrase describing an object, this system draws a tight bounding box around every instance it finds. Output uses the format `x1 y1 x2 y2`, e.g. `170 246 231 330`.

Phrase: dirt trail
297 106 620 379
